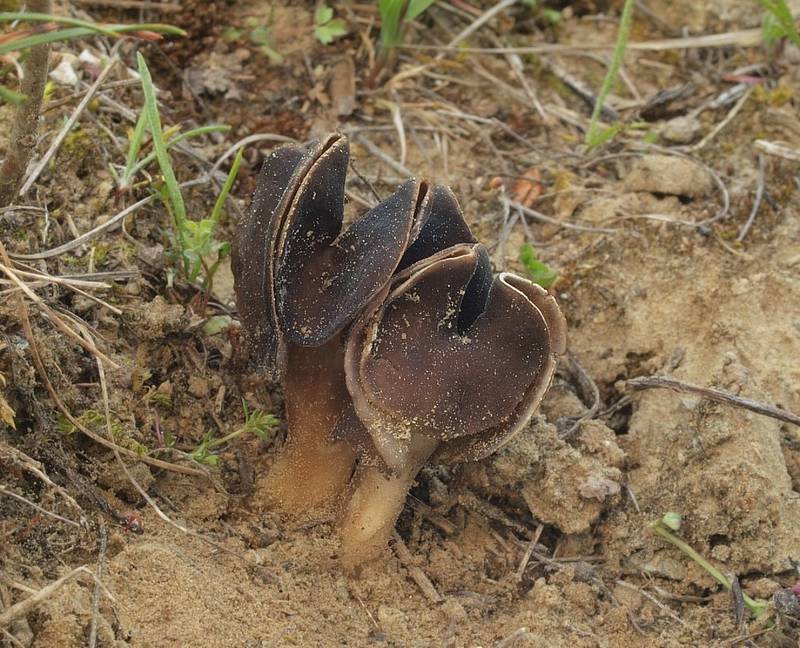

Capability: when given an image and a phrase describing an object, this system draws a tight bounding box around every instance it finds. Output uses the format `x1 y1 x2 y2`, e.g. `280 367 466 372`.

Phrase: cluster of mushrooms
232 134 566 567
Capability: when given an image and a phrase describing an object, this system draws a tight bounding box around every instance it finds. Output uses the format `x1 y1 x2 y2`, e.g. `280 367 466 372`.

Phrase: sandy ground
2 1 800 646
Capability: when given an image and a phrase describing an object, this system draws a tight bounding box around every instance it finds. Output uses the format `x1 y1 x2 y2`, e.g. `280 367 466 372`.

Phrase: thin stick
628 375 800 427
0 260 119 367
20 52 120 195
754 139 800 162
682 86 753 153
0 0 52 207
0 442 84 518
515 523 544 581
8 178 207 261
445 0 517 48
509 201 616 234
614 579 686 626
392 531 442 603
208 133 295 179
0 566 92 628
1 627 26 648
0 484 82 528
87 521 107 648
403 29 765 54
353 134 414 177
561 352 602 439
736 154 766 242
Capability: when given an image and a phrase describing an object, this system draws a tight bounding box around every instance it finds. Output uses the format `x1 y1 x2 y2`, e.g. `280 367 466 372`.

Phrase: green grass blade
126 124 231 184
0 13 186 36
406 0 436 21
137 52 187 240
209 147 243 226
757 0 800 47
0 12 124 36
121 109 148 187
585 0 635 149
0 83 25 104
0 23 185 56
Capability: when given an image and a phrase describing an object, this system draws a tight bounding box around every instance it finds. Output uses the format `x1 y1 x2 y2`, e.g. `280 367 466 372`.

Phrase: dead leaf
510 168 544 208
329 56 356 117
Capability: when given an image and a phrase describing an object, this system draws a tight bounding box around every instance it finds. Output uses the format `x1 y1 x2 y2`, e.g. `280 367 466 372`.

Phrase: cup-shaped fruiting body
231 134 475 513
338 243 566 564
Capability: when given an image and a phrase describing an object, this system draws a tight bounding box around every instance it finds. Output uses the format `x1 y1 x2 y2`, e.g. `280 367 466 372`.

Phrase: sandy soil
2 1 800 647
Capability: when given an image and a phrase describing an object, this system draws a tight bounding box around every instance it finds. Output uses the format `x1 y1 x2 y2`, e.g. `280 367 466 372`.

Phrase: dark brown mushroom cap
433 273 566 464
232 133 477 374
397 185 475 271
231 142 313 374
343 243 566 472
274 136 421 346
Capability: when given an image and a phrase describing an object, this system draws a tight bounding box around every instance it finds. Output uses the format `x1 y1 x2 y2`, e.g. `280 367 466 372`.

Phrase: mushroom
336 242 566 564
231 134 474 512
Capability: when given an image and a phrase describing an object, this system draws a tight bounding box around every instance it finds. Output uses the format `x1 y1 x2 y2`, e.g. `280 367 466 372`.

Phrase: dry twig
0 484 82 529
754 139 800 162
0 0 52 207
392 532 442 603
0 567 92 628
736 154 766 242
515 524 544 581
627 375 800 427
87 521 108 648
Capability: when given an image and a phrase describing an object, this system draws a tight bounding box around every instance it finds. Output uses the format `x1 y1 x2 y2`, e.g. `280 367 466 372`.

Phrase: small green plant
58 409 149 455
191 400 278 466
584 0 634 149
222 16 282 63
759 0 800 49
650 513 769 618
521 1 561 26
112 118 230 195
368 0 436 86
136 53 243 297
518 243 558 289
314 4 347 44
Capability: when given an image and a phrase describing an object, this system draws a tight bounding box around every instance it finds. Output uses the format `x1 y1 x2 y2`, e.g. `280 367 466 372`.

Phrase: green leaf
661 511 682 531
315 18 347 44
315 5 334 25
123 124 230 188
406 0 436 21
137 53 187 241
315 20 346 44
377 0 434 56
542 8 561 24
202 315 233 336
210 147 244 226
519 243 558 289
586 123 624 149
249 25 271 45
0 83 25 105
584 0 634 149
122 109 148 187
758 0 800 48
259 45 284 64
222 26 244 42
642 131 658 144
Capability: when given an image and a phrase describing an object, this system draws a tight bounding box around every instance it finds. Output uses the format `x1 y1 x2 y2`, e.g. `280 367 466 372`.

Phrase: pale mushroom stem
255 339 356 514
339 436 438 567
